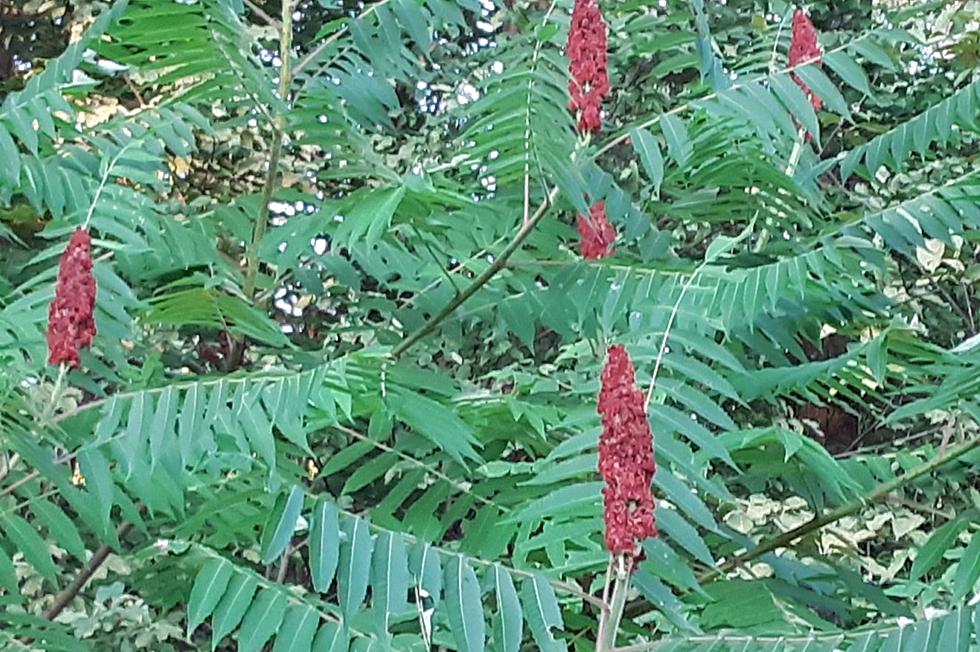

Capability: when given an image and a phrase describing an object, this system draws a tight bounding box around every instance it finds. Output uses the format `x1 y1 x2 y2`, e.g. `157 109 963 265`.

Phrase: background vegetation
0 0 978 650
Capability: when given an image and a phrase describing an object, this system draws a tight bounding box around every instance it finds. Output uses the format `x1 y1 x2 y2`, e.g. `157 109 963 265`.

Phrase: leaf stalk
243 0 294 301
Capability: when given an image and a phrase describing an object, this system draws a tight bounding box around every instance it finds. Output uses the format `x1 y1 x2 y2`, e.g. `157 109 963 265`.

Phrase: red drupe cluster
789 9 823 112
47 228 97 368
597 345 657 559
577 201 616 260
567 0 610 134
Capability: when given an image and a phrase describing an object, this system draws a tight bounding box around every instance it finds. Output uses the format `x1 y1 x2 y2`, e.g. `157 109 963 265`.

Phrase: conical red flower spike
598 345 657 560
47 228 97 368
789 9 823 112
567 0 610 134
577 201 616 260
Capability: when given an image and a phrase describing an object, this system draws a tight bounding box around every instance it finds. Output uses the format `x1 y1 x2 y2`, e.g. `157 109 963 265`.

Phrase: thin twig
0 488 61 521
695 435 980 584
622 435 980 623
884 494 956 522
389 186 559 359
44 522 134 621
0 633 33 650
600 557 613 612
818 96 867 159
123 76 146 107
243 0 280 28
0 469 41 501
399 232 510 310
295 44 353 103
275 544 291 583
962 283 976 333
932 282 972 329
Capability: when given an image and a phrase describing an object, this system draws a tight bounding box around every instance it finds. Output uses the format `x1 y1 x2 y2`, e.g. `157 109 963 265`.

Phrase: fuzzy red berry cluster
577 201 616 260
47 228 97 368
789 9 823 112
597 345 657 559
567 0 610 134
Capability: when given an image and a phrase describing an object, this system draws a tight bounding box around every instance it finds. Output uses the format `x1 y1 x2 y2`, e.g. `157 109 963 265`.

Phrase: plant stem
784 127 805 178
243 0 294 301
645 261 709 407
44 522 133 621
697 434 980 583
40 363 69 425
276 544 291 583
389 186 559 359
755 126 806 252
597 554 631 652
242 0 280 28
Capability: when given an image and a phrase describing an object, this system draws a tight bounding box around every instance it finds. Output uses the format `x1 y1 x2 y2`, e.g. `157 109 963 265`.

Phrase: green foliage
649 602 979 652
0 0 979 651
